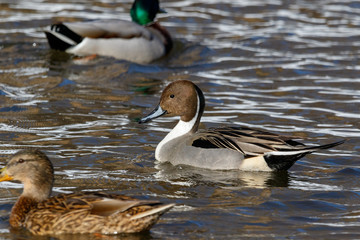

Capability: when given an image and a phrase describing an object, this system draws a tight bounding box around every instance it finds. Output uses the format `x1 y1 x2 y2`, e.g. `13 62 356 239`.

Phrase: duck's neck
22 178 52 202
164 117 199 142
148 22 173 54
10 180 52 228
155 92 204 161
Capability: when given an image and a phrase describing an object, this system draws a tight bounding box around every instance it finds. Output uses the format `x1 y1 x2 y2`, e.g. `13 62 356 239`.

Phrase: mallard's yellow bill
0 167 13 182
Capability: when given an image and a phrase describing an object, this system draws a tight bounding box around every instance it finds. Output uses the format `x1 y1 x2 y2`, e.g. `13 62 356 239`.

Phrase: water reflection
155 163 290 189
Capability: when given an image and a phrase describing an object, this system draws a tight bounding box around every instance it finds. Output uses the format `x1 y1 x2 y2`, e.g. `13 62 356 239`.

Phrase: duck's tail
130 203 175 221
123 203 175 232
264 140 345 171
44 23 83 51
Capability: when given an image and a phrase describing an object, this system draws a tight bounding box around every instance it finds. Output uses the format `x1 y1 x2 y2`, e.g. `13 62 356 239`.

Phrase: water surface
0 0 359 239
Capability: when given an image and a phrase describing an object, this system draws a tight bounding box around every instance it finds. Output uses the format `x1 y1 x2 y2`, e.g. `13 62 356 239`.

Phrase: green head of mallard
130 0 166 25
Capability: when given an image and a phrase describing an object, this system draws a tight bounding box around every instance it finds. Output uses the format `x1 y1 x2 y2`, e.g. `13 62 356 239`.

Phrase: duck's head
139 80 205 126
0 149 54 201
130 0 165 25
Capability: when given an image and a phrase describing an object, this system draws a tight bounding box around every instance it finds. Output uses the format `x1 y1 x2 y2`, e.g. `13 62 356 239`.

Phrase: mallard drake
44 0 172 63
139 80 344 171
0 149 174 235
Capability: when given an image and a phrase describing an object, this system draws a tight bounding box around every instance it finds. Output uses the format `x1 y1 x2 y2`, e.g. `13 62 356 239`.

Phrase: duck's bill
0 167 13 182
139 104 167 123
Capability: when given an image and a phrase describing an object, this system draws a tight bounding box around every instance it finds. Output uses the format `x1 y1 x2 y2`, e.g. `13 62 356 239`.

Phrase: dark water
0 0 359 239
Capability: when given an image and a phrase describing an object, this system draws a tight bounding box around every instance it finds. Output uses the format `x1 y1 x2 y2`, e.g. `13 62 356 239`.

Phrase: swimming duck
139 80 344 171
44 0 172 63
0 149 174 235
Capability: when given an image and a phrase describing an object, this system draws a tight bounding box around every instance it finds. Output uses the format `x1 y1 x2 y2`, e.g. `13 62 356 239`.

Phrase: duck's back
45 20 168 63
63 20 152 39
24 192 173 235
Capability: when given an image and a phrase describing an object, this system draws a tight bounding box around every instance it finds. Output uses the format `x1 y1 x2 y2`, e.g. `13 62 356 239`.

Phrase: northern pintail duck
0 149 174 235
44 0 172 63
139 80 344 171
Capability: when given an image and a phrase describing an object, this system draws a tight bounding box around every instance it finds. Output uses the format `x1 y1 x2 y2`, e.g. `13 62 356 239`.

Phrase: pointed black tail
265 140 345 171
307 139 345 151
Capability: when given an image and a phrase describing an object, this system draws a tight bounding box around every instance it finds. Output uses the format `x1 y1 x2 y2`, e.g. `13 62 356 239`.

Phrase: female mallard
44 0 172 63
0 149 174 235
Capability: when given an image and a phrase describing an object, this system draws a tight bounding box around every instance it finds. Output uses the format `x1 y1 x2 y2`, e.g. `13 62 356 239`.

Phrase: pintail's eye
18 159 24 164
170 94 175 98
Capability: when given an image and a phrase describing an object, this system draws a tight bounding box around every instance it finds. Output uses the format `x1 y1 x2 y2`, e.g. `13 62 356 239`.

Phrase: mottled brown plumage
0 149 174 235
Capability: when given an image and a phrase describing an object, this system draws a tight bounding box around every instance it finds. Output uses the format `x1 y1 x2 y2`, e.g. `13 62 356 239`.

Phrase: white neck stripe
155 94 200 160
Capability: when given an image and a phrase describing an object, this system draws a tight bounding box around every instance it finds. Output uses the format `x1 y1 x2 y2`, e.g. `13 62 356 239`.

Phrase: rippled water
0 0 360 239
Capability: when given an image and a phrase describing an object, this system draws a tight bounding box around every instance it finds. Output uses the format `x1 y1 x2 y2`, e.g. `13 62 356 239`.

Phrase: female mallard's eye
18 159 24 163
170 94 175 98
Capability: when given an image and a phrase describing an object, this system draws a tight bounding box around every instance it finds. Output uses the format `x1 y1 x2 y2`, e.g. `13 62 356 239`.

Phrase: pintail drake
139 80 344 171
0 149 174 235
44 0 172 63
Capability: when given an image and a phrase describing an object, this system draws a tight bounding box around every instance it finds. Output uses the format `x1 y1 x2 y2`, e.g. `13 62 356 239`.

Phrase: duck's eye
170 94 175 98
18 159 24 164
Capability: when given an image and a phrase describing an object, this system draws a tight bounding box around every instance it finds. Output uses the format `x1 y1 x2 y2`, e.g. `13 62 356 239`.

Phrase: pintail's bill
139 104 167 123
